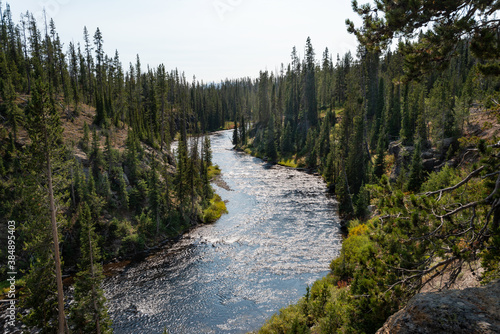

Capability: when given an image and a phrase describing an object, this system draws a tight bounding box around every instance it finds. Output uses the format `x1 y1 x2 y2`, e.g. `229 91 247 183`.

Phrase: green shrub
203 194 227 223
330 222 374 280
258 304 308 334
110 218 135 240
120 233 145 255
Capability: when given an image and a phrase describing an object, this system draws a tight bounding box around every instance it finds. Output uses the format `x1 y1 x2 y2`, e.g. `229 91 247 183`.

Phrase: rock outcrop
377 280 500 334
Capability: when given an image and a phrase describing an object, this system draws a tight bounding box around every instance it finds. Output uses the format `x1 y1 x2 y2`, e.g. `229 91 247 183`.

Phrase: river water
103 130 342 334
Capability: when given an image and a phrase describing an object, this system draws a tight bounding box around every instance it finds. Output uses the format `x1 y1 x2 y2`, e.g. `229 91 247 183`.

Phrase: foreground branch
423 166 484 200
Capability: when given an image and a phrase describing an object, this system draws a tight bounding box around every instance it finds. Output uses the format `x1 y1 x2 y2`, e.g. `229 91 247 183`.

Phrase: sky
6 0 363 83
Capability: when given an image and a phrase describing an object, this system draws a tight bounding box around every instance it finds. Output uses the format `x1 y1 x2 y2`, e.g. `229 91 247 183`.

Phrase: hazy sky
7 0 362 82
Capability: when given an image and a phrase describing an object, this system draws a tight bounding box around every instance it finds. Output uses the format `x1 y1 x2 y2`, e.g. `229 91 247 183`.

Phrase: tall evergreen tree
240 116 246 145
24 79 66 333
232 121 239 147
304 37 318 128
373 130 386 179
266 116 278 162
71 202 112 333
407 139 424 192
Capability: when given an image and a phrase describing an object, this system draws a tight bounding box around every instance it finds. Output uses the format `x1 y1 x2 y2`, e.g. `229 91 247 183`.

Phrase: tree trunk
46 151 66 334
88 229 101 334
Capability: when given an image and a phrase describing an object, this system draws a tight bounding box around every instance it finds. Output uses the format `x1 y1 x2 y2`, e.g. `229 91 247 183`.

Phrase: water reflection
104 130 341 334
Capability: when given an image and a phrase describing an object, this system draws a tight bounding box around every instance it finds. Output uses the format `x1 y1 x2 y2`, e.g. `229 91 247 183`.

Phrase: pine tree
188 138 201 218
1 72 23 141
90 128 104 178
74 160 87 203
125 129 139 184
232 121 239 147
373 129 386 179
149 154 161 235
318 112 332 167
203 135 212 167
97 173 112 201
266 116 278 162
348 0 500 77
240 116 246 145
20 176 61 333
24 79 66 333
68 41 80 113
117 169 129 209
305 128 318 167
304 37 318 128
94 89 106 125
281 121 294 156
407 139 424 192
83 26 94 104
104 130 115 172
175 137 189 211
258 70 270 125
354 183 370 218
71 203 112 333
200 138 213 203
346 115 368 196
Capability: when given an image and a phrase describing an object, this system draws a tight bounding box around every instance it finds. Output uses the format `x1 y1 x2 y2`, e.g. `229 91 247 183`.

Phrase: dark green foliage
117 170 129 209
232 121 238 146
125 129 140 184
70 203 112 333
346 115 368 196
90 128 104 177
203 135 212 166
347 0 500 79
304 129 317 167
304 37 318 128
240 116 246 145
265 118 278 162
280 121 294 156
24 77 68 332
24 79 63 157
407 140 424 192
175 137 189 208
373 133 386 179
104 130 116 171
201 136 213 202
21 252 59 333
19 178 60 333
354 184 370 218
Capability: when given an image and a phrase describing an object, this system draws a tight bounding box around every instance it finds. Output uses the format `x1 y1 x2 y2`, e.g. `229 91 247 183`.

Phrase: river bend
104 130 342 333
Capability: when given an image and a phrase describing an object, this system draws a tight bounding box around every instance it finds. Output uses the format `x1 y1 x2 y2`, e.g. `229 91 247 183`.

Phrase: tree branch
423 166 484 199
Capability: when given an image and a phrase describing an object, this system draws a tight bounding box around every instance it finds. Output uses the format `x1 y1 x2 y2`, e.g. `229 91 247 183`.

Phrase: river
103 130 342 334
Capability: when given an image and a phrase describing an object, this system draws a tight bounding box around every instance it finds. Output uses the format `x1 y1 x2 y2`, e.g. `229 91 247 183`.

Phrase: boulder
446 158 458 168
388 141 403 157
422 158 437 171
439 137 456 152
421 151 434 160
377 280 500 334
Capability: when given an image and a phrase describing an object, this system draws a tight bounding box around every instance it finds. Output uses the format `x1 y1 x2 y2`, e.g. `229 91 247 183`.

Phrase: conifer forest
0 1 499 333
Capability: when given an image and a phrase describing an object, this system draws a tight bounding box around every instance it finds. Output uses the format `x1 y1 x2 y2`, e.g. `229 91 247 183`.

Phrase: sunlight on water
104 130 341 334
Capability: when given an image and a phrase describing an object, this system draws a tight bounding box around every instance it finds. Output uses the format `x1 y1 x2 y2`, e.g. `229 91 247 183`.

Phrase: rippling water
103 130 341 334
